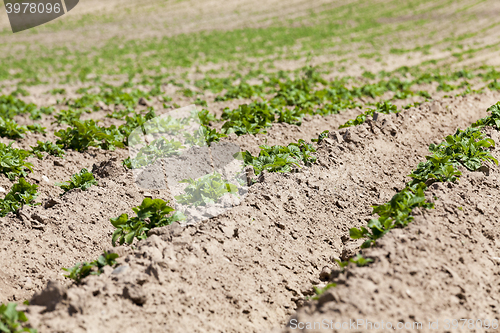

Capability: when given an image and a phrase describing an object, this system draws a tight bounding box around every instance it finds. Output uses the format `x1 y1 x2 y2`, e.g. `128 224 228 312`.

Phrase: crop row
310 102 500 298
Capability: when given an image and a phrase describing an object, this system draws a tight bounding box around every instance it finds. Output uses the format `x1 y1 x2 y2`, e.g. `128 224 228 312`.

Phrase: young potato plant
56 168 98 195
0 178 39 217
0 95 38 119
311 130 330 143
350 183 433 248
196 109 217 126
62 252 119 284
215 82 264 101
183 126 227 146
236 139 317 176
310 283 337 301
409 154 462 185
118 109 157 143
49 88 66 95
271 78 319 109
30 141 65 160
10 87 30 97
0 118 28 139
309 256 372 300
28 106 54 121
409 127 497 185
473 101 500 129
0 143 33 180
194 77 233 93
174 173 238 207
221 102 278 135
53 109 83 125
339 101 398 129
55 120 125 152
429 127 497 171
130 137 185 168
68 84 150 110
0 119 46 139
0 303 37 333
26 124 46 134
111 198 185 246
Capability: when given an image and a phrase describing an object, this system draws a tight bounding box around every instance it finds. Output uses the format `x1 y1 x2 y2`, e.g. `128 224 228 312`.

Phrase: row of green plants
5 66 481 147
0 97 39 332
338 101 399 129
0 167 98 218
310 102 500 299
351 102 499 249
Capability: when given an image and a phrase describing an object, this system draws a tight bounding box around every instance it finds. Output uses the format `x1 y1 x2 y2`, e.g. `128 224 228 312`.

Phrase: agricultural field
1 0 500 332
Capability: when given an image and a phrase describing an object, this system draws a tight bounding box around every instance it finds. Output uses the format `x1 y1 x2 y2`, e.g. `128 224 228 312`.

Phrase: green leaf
111 229 123 247
125 231 136 244
349 228 364 239
110 214 128 227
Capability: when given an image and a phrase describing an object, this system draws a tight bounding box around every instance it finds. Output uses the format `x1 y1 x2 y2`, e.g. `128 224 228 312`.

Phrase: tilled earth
278 129 500 333
1 90 500 332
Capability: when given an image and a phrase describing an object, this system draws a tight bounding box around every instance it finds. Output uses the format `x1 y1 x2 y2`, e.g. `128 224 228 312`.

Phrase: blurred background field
1 0 500 83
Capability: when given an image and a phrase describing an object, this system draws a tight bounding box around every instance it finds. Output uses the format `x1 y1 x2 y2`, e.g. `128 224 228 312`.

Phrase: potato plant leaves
55 168 98 195
174 173 238 207
0 303 36 333
111 198 185 246
0 178 39 217
62 252 119 284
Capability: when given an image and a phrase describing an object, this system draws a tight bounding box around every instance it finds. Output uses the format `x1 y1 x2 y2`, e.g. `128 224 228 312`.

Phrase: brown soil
278 128 500 333
1 91 498 332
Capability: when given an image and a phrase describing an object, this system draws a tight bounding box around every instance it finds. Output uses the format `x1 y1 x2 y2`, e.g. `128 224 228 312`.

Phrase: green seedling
0 178 39 217
196 109 217 125
28 106 54 120
339 101 398 129
410 127 497 185
55 119 124 152
350 182 433 248
49 88 66 95
183 126 227 146
30 141 65 160
473 102 500 129
53 109 83 125
0 302 37 333
111 198 185 246
335 254 374 268
26 124 46 134
195 77 232 93
2 93 31 111
221 102 278 135
56 168 98 195
310 283 337 300
0 118 27 139
118 109 157 142
0 143 33 180
215 82 264 101
130 137 185 168
236 139 316 176
62 252 119 284
311 130 330 143
194 98 208 107
174 173 238 207
10 87 30 97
